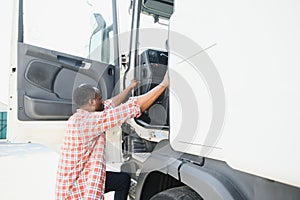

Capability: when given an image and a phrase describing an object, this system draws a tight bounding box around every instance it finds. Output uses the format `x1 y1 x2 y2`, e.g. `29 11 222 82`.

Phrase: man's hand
137 71 169 112
128 80 139 90
111 79 138 107
160 71 169 87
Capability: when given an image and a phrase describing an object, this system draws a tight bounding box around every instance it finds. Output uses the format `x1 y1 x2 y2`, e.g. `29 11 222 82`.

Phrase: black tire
149 186 203 200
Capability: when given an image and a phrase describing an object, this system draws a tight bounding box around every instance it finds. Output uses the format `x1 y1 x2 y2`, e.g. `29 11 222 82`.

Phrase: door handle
57 55 83 68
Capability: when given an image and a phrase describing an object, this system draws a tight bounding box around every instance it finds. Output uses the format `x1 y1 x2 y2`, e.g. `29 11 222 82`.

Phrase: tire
149 186 203 200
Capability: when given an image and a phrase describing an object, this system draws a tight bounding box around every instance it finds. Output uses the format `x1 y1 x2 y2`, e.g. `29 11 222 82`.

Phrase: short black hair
73 84 97 107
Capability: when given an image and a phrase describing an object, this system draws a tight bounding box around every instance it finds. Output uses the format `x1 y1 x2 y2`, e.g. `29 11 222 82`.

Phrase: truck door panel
18 43 114 121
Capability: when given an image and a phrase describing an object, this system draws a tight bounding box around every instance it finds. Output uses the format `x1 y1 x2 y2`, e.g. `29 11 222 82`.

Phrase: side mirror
92 13 106 35
141 0 174 20
88 13 106 58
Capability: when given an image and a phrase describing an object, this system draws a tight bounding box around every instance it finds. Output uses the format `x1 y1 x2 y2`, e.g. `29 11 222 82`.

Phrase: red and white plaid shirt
55 97 141 200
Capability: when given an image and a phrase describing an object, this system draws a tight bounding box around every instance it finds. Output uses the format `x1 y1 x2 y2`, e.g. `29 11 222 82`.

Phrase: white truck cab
4 0 300 199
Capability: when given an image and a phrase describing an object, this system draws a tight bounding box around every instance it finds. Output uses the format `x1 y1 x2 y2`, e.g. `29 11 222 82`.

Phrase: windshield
23 0 115 63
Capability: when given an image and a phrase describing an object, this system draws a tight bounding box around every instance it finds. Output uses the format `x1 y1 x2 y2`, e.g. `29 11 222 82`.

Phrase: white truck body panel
169 0 300 188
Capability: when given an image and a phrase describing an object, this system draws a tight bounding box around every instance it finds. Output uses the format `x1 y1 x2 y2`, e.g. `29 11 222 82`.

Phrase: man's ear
88 98 94 105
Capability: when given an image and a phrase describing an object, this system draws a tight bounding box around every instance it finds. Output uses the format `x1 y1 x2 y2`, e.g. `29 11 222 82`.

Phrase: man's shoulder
68 110 88 121
104 99 114 109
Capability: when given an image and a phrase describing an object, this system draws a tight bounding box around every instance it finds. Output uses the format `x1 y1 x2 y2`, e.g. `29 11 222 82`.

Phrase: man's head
73 84 104 111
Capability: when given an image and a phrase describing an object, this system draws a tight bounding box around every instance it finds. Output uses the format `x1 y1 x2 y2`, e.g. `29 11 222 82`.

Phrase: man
55 73 168 200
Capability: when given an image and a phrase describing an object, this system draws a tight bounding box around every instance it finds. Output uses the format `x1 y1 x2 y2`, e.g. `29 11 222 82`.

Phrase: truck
4 0 300 199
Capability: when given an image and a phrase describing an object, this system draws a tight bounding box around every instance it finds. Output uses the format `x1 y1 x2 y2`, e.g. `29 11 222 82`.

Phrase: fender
134 140 240 200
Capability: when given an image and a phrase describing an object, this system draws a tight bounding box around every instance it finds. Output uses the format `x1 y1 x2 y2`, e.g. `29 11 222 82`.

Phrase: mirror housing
141 0 174 20
92 13 106 35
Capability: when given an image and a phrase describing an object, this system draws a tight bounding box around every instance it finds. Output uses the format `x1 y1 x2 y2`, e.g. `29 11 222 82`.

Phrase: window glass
23 0 114 63
138 14 169 52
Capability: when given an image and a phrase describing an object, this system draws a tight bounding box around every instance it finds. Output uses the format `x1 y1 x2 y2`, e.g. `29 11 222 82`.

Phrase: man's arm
111 80 138 107
94 72 168 133
137 72 168 112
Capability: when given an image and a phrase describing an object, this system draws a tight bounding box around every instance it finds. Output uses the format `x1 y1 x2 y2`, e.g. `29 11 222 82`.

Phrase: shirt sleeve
104 99 114 110
94 97 141 133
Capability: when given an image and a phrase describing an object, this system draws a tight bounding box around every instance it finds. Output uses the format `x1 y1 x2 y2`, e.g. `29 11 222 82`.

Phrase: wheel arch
136 164 242 200
179 162 243 200
134 140 243 200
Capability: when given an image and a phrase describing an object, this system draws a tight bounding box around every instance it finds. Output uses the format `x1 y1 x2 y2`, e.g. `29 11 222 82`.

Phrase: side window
23 0 115 64
88 1 115 64
138 14 169 51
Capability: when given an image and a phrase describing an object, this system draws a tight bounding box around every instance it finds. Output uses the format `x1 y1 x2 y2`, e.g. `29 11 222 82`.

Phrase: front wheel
149 186 203 200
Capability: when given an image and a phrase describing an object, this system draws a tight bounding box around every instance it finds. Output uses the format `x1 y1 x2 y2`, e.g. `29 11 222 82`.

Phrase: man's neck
79 105 94 112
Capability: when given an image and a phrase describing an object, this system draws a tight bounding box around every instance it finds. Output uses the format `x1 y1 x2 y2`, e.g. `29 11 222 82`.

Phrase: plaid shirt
55 97 141 200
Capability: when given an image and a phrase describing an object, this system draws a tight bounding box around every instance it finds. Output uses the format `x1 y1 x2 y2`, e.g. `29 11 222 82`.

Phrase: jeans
105 171 131 200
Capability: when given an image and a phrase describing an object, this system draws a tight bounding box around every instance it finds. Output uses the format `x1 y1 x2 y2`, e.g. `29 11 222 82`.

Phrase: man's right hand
137 70 169 112
160 71 169 87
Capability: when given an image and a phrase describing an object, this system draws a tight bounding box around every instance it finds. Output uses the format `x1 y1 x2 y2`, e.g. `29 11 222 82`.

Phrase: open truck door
119 0 172 163
8 0 120 152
